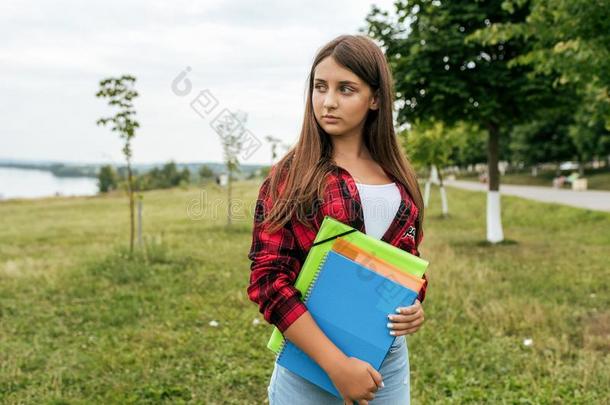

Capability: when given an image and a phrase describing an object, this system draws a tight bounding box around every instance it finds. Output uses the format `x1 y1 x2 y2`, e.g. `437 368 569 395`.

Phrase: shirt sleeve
247 177 309 333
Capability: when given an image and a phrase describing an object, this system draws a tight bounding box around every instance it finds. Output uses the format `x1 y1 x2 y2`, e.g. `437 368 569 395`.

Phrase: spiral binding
277 250 331 359
275 226 357 357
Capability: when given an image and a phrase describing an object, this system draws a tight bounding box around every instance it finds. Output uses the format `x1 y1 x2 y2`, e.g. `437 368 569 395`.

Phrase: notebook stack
268 216 429 398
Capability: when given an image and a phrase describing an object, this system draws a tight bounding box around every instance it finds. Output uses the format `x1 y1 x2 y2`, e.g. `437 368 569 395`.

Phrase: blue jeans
268 335 410 405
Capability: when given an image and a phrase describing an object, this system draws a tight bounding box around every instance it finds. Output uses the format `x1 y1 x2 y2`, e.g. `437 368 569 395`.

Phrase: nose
323 89 338 111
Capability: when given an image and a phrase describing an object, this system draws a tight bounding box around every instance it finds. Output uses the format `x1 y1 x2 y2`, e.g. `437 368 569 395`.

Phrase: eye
341 86 354 93
314 84 326 92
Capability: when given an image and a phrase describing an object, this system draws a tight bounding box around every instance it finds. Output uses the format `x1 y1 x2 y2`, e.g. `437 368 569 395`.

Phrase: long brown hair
263 34 424 244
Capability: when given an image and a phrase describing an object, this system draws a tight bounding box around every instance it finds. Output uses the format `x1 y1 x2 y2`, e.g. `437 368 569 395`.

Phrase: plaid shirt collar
327 162 419 246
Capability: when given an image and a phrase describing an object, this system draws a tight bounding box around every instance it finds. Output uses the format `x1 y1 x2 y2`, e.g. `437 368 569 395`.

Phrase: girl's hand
326 356 383 405
387 299 425 336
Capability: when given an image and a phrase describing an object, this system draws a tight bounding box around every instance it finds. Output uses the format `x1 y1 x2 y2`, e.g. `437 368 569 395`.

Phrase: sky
0 0 396 166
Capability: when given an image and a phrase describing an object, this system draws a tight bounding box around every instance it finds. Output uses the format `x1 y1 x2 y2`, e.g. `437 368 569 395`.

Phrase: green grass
1 181 609 403
456 167 610 190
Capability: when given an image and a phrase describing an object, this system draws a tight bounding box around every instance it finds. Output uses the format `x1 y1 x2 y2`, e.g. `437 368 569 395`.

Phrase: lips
323 115 340 119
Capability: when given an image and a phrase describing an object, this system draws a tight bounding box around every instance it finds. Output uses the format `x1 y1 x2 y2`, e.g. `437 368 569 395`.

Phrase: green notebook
267 215 429 354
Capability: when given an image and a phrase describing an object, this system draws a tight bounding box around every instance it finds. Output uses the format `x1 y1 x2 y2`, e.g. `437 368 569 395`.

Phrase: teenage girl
247 34 428 405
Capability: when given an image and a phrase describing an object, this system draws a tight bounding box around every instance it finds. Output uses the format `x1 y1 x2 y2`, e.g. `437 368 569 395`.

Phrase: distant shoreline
0 163 98 178
0 160 267 179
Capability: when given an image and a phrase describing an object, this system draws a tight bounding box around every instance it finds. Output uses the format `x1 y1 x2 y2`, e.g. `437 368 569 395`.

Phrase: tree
450 123 487 169
569 103 610 174
198 164 214 181
179 167 190 187
216 109 249 226
509 108 576 173
160 161 189 187
96 74 140 253
365 0 554 243
132 161 191 190
471 0 610 171
402 121 449 216
97 164 118 193
402 120 479 216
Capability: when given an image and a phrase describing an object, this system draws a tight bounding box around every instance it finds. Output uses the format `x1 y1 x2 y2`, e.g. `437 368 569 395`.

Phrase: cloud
0 0 396 164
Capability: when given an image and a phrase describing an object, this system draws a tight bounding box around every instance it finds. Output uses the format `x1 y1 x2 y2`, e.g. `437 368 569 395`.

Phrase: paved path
444 180 610 212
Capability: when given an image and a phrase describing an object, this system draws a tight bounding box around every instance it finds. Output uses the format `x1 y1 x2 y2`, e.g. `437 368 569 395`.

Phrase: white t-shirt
355 181 401 240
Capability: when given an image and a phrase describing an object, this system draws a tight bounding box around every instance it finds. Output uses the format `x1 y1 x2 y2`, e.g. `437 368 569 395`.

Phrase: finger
357 400 368 405
367 365 384 389
393 329 410 337
395 324 423 336
364 391 376 401
390 317 424 331
395 307 418 316
395 302 420 315
389 312 421 323
391 314 425 328
395 321 425 334
403 319 425 332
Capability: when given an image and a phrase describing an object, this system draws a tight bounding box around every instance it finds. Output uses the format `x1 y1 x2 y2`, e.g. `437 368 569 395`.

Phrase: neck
330 130 370 163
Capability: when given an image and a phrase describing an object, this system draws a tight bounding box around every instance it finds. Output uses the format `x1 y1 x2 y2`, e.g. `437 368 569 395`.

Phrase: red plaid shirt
247 163 427 333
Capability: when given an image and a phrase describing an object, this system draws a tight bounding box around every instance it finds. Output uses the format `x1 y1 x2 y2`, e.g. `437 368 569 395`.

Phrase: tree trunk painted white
430 165 440 185
435 164 449 217
486 191 504 243
487 124 504 243
424 180 431 208
440 186 448 216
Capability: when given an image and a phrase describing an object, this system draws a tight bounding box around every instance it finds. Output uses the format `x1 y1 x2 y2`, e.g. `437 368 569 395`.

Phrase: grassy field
456 167 610 191
1 181 609 403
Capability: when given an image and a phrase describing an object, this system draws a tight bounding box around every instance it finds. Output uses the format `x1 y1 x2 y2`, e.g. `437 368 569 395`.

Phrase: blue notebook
276 250 419 398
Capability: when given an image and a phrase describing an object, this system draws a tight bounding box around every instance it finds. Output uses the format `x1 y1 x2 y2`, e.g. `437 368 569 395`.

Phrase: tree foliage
97 164 118 193
134 162 190 191
364 0 556 195
470 0 610 162
96 74 140 253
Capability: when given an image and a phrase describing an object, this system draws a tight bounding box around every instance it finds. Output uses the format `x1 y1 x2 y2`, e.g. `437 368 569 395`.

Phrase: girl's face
312 56 379 138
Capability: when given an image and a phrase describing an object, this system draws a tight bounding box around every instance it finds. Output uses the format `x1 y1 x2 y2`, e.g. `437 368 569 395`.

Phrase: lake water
0 167 98 200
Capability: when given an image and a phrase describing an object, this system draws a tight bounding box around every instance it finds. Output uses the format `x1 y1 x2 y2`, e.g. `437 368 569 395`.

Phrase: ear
370 89 380 110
